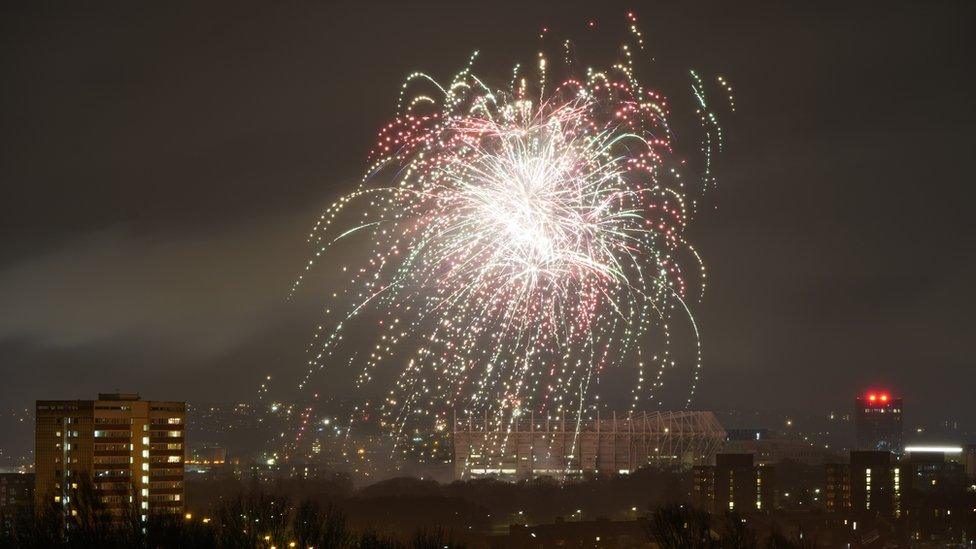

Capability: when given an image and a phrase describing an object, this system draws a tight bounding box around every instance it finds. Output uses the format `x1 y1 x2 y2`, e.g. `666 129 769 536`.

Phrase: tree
647 505 717 549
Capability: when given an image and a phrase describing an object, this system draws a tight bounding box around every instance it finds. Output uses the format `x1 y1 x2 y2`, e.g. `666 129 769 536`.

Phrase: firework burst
291 13 731 461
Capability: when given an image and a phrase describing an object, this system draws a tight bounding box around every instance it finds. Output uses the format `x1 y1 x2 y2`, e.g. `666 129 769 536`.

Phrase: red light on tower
864 391 895 405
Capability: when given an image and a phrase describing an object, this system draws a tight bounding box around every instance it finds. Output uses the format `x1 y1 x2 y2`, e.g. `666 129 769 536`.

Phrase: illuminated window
865 468 872 510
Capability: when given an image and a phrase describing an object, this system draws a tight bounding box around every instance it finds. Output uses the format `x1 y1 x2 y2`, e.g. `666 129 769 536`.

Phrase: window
96 481 130 490
95 443 129 451
96 417 131 424
150 443 183 450
149 481 183 490
95 469 130 478
93 456 130 465
150 468 182 477
95 430 130 438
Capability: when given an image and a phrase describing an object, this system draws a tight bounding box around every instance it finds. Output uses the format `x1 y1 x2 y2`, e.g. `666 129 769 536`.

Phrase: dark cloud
0 217 302 352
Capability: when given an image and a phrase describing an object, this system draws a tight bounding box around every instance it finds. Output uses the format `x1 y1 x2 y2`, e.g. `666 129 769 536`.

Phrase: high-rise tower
854 391 903 453
35 393 185 520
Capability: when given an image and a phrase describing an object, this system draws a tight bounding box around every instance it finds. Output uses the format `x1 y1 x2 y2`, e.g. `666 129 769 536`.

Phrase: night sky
1 0 974 436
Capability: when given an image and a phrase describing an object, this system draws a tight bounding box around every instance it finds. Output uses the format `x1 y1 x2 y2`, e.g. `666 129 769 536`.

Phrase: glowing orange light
880 394 889 402
868 394 877 402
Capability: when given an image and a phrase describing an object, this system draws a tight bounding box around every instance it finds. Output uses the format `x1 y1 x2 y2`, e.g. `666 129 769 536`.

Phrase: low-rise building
0 473 34 535
454 411 726 480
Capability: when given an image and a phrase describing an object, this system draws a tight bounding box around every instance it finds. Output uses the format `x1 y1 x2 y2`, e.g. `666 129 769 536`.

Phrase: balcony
149 449 183 457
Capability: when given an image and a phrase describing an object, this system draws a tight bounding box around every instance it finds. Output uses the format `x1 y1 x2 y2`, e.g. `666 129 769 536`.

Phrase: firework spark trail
291 13 733 467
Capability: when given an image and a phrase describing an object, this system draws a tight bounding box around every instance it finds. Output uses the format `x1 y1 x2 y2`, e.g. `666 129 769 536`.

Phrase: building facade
900 451 967 503
35 393 185 520
826 451 902 518
692 453 777 513
854 392 903 453
964 444 976 480
723 436 838 466
453 411 726 480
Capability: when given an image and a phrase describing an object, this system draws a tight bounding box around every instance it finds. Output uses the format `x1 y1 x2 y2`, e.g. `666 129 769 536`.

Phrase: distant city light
904 446 963 454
